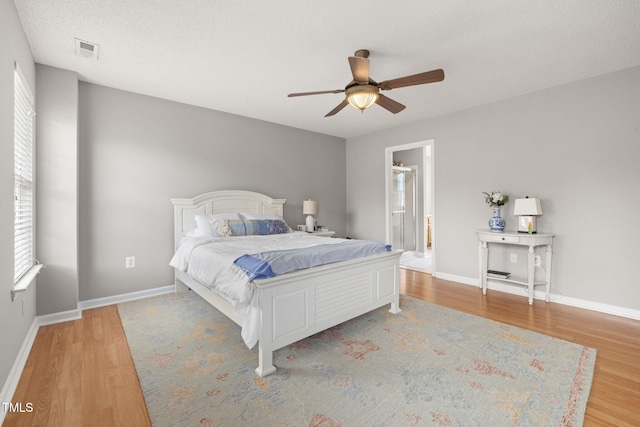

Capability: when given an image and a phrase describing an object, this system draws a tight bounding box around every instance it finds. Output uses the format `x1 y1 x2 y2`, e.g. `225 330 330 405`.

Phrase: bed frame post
389 294 402 314
255 344 276 377
175 279 189 294
255 288 276 377
389 265 402 314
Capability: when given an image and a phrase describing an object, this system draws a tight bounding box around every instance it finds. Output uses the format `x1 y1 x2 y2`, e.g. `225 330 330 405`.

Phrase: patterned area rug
118 292 595 426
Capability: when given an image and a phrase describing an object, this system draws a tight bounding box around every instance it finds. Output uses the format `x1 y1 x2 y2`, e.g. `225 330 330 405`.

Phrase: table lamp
303 199 318 232
513 197 543 233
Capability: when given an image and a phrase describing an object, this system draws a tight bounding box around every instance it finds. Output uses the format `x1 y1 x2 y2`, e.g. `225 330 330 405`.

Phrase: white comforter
169 232 344 347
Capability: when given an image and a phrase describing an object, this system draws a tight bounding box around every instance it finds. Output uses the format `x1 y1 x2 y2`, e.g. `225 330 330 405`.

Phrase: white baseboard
37 309 82 327
0 318 38 425
434 272 477 286
78 285 175 311
35 285 176 326
550 295 640 320
434 271 640 321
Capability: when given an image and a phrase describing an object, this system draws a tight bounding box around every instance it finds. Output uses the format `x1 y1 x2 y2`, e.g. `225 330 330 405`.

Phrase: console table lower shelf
487 275 548 292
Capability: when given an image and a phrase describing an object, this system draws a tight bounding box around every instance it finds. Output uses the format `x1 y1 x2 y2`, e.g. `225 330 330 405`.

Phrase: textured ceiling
13 0 640 139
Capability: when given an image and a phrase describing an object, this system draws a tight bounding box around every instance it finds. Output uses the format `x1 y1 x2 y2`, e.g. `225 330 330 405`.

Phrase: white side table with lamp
478 197 554 305
302 199 335 236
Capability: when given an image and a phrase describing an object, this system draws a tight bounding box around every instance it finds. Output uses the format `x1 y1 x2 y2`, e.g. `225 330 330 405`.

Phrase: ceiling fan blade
325 100 349 117
378 69 444 90
348 56 370 84
376 94 406 114
288 89 344 97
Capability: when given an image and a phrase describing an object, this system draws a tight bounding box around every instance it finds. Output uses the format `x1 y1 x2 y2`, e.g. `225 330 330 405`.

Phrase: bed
171 190 402 376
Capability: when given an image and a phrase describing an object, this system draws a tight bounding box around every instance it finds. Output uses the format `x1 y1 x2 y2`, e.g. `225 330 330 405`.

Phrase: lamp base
517 216 538 233
306 215 315 232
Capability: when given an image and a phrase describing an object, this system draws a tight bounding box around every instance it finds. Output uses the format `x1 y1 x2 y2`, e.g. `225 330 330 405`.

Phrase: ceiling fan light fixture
288 50 443 117
346 85 379 111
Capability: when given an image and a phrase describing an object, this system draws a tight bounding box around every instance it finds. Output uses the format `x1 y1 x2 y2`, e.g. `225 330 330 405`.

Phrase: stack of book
487 270 510 279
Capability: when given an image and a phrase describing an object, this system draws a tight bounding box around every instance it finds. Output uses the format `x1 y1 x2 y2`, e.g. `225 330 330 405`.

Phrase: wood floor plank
3 271 639 426
63 341 82 427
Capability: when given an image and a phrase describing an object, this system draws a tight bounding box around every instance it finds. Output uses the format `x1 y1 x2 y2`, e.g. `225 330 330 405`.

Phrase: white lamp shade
303 200 318 215
513 198 543 216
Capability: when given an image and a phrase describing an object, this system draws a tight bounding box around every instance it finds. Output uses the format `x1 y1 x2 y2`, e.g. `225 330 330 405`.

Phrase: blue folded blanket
234 240 392 281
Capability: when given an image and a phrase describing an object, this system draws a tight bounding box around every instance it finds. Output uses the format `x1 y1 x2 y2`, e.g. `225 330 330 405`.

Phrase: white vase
306 215 315 232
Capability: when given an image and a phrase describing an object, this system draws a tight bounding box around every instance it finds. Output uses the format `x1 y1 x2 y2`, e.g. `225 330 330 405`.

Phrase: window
14 63 35 284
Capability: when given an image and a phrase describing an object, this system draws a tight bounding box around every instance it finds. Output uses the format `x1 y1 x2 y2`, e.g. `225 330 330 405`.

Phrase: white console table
477 230 555 305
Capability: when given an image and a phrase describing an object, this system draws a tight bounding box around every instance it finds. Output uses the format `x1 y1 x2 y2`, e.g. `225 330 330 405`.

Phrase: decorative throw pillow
210 218 232 237
193 213 246 236
243 219 292 235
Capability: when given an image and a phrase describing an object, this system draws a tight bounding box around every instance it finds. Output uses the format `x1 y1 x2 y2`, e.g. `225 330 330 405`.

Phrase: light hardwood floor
4 270 640 426
3 304 151 427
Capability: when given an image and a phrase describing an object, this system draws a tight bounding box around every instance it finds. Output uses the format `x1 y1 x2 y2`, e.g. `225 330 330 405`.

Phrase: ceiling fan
288 49 444 117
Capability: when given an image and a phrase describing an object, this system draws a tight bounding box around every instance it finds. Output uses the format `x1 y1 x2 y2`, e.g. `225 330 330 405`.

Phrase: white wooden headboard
171 190 286 249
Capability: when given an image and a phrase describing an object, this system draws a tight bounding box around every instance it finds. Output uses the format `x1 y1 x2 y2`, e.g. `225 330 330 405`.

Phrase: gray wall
0 0 37 401
36 64 79 315
78 83 346 302
347 66 640 311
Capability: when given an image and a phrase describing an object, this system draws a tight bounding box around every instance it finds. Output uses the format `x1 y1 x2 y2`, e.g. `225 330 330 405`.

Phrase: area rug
118 292 595 427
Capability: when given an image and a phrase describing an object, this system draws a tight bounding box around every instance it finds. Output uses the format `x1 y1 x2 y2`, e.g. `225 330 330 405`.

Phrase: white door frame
385 139 435 275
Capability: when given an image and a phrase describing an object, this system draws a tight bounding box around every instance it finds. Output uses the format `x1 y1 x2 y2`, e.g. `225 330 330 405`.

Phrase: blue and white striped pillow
241 213 292 235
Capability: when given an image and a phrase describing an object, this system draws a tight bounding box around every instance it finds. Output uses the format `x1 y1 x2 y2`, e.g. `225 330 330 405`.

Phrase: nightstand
310 230 335 237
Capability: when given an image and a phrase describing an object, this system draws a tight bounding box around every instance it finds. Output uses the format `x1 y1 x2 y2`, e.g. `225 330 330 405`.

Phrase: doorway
385 140 434 274
392 165 417 252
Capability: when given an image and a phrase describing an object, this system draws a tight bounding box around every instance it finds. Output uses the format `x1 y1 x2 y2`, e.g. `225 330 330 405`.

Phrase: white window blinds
14 64 35 284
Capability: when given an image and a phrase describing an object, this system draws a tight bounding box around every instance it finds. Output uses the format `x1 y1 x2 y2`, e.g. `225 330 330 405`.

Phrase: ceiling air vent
75 38 99 60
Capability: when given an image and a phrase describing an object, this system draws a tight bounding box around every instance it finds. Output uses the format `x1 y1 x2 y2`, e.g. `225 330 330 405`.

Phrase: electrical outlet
510 253 517 263
534 254 542 267
125 256 136 269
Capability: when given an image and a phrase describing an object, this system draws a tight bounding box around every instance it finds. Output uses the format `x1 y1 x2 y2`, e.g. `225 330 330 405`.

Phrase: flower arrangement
483 191 509 207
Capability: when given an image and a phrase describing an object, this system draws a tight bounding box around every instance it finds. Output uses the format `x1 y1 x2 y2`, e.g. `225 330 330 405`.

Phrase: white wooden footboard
254 250 401 376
